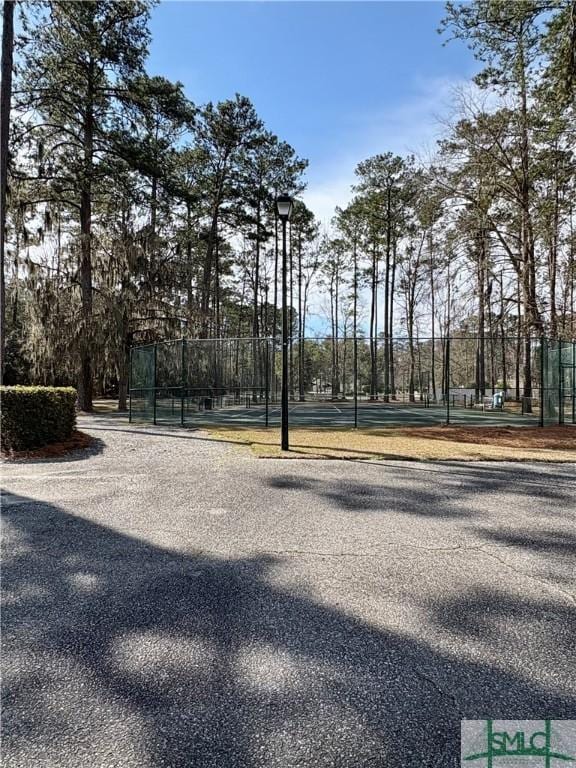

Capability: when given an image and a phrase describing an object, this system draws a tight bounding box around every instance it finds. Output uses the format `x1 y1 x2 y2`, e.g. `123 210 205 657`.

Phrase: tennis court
130 336 575 430
147 395 542 429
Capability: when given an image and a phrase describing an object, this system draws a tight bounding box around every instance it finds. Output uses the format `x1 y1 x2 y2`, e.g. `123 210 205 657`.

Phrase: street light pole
276 195 293 451
281 216 289 450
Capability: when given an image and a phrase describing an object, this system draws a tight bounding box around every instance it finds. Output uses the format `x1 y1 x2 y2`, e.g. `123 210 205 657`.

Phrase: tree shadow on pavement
265 463 575 519
2 494 574 768
478 528 576 557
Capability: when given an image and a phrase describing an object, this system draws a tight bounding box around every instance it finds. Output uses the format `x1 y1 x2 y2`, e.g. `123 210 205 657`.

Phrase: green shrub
1 386 77 452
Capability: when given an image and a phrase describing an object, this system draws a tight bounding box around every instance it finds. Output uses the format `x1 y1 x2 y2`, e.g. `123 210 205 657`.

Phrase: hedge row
1 386 77 452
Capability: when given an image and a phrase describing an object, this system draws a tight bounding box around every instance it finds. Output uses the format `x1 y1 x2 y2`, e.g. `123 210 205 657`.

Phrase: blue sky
148 1 479 224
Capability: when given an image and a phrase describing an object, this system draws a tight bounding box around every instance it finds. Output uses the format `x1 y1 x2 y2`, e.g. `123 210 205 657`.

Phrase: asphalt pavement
2 414 575 767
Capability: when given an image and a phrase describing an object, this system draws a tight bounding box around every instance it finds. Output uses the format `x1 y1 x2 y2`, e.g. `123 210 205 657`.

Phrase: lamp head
276 195 293 221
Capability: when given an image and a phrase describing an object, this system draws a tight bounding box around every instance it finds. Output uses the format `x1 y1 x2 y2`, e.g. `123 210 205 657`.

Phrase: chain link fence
129 336 575 428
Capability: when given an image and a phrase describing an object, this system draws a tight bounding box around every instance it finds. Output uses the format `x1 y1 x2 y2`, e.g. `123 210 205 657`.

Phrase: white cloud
303 177 353 230
302 75 470 227
300 76 483 333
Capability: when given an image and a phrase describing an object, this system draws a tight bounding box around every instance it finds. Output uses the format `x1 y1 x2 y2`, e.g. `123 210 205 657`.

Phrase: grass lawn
208 424 576 462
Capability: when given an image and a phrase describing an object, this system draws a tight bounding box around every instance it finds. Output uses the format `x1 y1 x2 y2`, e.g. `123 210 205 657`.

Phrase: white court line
214 404 279 420
221 405 299 421
209 403 445 422
187 406 253 420
255 405 314 418
257 407 280 419
293 406 344 414
359 408 437 420
225 408 264 419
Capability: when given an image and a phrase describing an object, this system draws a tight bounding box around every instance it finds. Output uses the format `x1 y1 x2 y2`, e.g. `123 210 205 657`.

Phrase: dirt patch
1 430 96 461
395 425 576 450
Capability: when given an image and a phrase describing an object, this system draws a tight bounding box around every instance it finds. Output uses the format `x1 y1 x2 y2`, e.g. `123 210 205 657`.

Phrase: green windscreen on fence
130 344 155 422
542 339 576 426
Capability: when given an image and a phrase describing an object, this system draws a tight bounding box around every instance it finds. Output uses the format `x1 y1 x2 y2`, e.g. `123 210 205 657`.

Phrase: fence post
445 337 451 426
558 338 563 425
181 338 186 427
153 342 157 426
539 335 545 428
265 338 270 427
353 335 358 429
572 340 576 424
128 346 132 423
572 341 576 425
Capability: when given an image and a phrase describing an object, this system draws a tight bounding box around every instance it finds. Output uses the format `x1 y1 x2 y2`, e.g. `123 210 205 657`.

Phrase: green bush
1 386 77 452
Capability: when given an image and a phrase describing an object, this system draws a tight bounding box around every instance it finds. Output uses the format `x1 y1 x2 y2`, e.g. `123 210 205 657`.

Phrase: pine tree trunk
429 234 436 400
289 222 294 399
407 286 416 403
77 63 95 412
487 281 496 392
298 230 304 400
118 328 131 412
518 38 541 341
442 261 452 400
408 336 416 402
331 273 336 396
272 213 278 348
549 159 559 338
214 234 220 338
522 263 533 407
515 274 521 402
302 276 311 398
370 243 378 400
500 271 508 395
201 187 223 334
235 274 247 381
383 188 391 402
353 242 358 409
186 201 195 331
475 232 486 400
389 241 397 398
252 197 261 398
150 175 157 274
342 322 347 397
0 0 15 384
569 207 575 337
417 332 423 401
